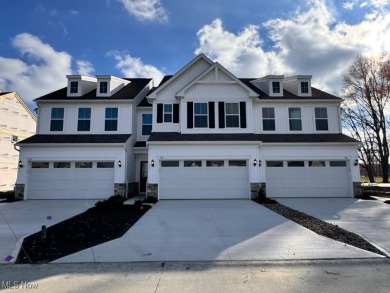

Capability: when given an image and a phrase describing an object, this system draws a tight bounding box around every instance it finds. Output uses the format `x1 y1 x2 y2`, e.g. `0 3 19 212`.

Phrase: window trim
194 102 208 128
77 107 91 132
50 107 64 132
163 104 173 123
288 107 302 131
262 107 276 131
105 107 118 131
314 107 329 131
70 81 78 94
142 113 153 135
225 102 240 128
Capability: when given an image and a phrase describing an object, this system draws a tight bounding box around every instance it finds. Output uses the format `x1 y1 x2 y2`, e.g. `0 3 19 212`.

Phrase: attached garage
265 160 351 197
159 159 249 199
27 161 115 199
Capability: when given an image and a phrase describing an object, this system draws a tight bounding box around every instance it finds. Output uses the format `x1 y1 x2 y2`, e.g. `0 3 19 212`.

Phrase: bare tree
341 55 390 183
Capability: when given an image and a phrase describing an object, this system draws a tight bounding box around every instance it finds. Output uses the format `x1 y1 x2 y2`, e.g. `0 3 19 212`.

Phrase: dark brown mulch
15 204 151 264
252 198 386 257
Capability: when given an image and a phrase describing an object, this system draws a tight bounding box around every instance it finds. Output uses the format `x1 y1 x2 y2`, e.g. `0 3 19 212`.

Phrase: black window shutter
173 104 179 123
240 102 247 128
187 102 193 128
208 102 215 128
157 104 163 123
218 102 225 128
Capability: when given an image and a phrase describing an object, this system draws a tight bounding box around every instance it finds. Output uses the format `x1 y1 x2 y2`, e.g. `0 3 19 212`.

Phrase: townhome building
0 90 36 192
16 54 361 200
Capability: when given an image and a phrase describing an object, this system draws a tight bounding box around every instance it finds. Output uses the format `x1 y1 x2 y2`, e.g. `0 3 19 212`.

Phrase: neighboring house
0 90 36 192
16 54 361 200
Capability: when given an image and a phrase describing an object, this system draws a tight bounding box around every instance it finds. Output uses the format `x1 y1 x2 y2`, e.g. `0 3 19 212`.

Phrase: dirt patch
16 203 151 264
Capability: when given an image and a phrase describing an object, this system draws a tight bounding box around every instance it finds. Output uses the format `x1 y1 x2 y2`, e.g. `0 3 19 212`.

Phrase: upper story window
164 104 173 123
70 81 78 94
77 108 91 131
142 113 153 135
225 103 239 128
99 82 108 94
315 107 328 131
50 108 64 131
301 82 309 94
272 81 281 94
105 107 118 131
194 103 208 128
262 107 275 131
288 107 302 131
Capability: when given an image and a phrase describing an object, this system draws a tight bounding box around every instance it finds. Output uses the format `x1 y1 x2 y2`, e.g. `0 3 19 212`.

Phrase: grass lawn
360 176 390 183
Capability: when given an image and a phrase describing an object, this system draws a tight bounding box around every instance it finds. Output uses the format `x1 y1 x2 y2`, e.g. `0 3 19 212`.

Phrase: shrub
133 200 143 209
95 195 124 210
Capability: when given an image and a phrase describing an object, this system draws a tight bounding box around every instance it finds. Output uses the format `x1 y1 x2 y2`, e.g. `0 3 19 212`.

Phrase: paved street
1 259 390 292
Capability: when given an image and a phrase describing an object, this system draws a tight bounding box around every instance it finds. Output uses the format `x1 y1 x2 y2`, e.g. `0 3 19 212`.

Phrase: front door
140 161 148 193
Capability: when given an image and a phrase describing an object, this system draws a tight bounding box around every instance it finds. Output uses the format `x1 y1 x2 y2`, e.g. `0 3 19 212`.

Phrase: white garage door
266 160 351 197
159 160 249 199
28 161 114 199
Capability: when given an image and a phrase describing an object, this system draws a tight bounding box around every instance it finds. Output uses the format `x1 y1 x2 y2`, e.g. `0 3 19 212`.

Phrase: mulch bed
253 198 386 257
15 204 151 264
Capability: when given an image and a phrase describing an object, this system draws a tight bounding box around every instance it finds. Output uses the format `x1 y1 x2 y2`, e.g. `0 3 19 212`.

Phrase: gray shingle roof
35 78 152 101
18 134 131 145
133 141 147 147
148 132 358 143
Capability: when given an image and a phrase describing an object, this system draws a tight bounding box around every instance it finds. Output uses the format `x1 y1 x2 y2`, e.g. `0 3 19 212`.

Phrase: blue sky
0 0 389 108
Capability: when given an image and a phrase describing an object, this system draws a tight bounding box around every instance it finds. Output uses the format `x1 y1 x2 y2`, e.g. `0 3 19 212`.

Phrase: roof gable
176 62 259 99
147 54 214 100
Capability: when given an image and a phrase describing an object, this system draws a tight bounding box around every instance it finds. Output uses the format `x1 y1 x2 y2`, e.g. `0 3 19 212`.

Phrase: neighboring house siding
0 92 36 191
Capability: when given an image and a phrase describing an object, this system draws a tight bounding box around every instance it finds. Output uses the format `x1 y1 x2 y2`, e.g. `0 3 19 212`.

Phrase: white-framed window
77 108 91 131
70 81 78 94
142 113 152 135
50 107 64 131
100 81 108 94
301 81 309 94
164 104 173 123
262 107 275 131
288 107 302 131
272 81 280 93
315 107 328 131
105 108 118 131
194 103 208 128
225 103 239 128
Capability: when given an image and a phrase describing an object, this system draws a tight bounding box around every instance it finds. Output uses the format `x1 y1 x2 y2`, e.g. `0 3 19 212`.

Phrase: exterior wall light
354 159 358 166
253 159 257 166
151 160 155 167
259 160 262 167
118 160 122 167
19 160 23 168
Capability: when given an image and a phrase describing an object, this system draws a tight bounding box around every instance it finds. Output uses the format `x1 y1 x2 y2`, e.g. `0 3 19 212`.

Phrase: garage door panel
28 162 114 199
266 160 351 197
159 161 249 199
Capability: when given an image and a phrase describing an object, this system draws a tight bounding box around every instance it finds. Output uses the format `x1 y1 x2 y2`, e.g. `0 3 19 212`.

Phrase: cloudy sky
0 0 389 108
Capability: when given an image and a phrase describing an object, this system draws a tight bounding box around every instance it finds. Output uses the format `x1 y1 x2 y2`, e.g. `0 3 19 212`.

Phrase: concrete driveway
0 200 97 264
54 200 381 263
278 198 390 257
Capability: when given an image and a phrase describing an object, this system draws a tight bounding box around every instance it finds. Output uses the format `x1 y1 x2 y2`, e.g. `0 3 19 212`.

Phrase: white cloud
195 0 390 92
108 51 164 85
0 33 72 104
76 60 95 76
117 0 168 22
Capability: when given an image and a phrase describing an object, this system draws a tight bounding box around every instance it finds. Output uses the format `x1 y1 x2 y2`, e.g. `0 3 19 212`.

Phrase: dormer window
272 81 280 94
70 81 78 94
100 81 108 94
301 82 309 94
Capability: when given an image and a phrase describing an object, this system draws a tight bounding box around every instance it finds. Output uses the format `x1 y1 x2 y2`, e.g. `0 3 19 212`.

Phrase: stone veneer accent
147 183 158 199
353 182 362 198
250 182 266 199
14 184 25 200
114 183 126 198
